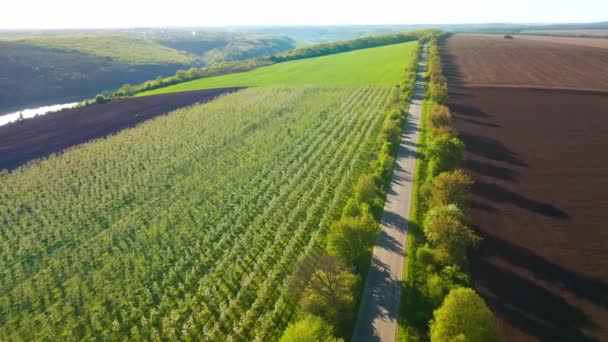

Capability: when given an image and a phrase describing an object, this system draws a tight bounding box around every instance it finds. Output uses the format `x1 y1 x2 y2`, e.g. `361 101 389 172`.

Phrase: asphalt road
352 45 427 342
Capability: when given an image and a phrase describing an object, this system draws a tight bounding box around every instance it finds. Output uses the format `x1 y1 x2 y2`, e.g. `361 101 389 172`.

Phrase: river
0 102 80 127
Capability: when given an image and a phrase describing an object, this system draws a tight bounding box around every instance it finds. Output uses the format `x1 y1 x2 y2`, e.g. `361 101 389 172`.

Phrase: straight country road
352 45 427 342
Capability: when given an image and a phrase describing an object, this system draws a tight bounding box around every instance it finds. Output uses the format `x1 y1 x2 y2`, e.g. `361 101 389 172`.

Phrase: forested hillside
0 40 190 114
155 32 295 64
0 31 295 114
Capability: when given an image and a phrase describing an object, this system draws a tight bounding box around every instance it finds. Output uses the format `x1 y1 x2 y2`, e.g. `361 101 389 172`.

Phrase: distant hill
3 23 604 114
226 22 608 41
153 32 295 64
16 35 195 65
0 40 188 114
0 29 296 114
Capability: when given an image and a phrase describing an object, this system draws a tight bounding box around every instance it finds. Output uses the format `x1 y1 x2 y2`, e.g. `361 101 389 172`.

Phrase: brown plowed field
514 35 608 49
0 88 243 170
445 34 608 89
443 34 608 341
522 30 608 39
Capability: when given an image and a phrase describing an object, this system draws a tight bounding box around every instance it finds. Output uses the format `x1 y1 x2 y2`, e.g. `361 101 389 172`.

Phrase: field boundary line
462 83 608 94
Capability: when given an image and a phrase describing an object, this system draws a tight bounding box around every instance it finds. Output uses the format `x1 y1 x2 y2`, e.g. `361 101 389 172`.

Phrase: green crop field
139 42 417 95
0 85 396 340
0 36 420 340
15 35 195 65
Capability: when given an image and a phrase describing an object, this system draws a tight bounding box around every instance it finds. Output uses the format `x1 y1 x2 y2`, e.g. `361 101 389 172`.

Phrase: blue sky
1 0 606 29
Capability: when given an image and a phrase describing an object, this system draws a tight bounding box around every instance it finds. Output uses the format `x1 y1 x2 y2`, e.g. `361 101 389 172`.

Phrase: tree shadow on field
472 232 608 341
450 103 502 128
478 232 608 309
459 132 528 168
439 41 466 89
451 103 492 119
440 40 501 129
475 260 598 342
449 96 508 135
469 199 503 214
459 117 501 128
465 158 519 182
471 180 569 219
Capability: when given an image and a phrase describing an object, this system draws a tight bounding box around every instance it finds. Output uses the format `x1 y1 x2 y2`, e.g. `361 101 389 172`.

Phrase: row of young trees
80 58 271 106
0 86 397 340
402 36 500 341
271 30 435 63
279 43 422 341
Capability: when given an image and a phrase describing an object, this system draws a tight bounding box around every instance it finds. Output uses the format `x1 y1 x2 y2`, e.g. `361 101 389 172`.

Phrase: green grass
14 35 195 65
138 42 417 96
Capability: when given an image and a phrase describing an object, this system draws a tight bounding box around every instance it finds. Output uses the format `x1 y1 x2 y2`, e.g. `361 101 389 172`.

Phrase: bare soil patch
514 34 608 49
0 88 242 170
521 29 608 38
443 34 608 341
444 34 608 89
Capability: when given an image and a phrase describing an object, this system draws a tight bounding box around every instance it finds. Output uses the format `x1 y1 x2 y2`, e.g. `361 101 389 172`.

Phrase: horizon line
0 21 607 31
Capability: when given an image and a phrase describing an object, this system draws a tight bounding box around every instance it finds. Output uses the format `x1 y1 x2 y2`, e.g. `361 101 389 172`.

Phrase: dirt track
0 88 242 170
443 34 608 341
353 45 426 342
